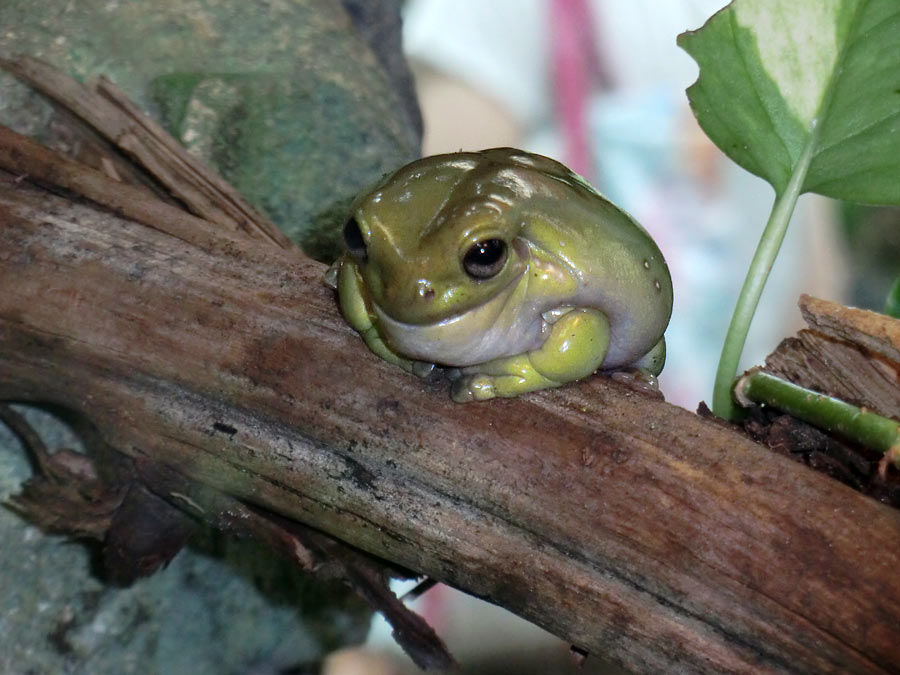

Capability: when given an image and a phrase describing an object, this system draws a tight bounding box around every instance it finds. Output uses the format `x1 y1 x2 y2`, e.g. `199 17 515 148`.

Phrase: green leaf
679 0 900 419
678 0 900 204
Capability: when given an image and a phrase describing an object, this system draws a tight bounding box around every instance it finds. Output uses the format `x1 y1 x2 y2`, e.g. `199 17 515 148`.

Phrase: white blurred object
404 0 847 408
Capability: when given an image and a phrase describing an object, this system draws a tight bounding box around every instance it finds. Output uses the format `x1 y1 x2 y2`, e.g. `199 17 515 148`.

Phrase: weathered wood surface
766 295 900 418
2 170 899 674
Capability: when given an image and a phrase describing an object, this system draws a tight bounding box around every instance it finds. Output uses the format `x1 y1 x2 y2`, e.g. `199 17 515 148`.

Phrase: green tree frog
328 148 672 402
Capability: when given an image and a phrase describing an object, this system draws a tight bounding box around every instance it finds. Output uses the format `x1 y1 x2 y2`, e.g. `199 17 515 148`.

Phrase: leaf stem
735 369 900 476
711 139 817 419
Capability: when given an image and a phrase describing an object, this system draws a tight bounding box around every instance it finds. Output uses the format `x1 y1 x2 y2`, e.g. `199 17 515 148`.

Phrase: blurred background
399 0 847 411
325 0 900 672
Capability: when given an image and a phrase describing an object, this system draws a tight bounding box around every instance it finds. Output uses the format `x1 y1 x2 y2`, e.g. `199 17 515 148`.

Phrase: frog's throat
370 270 544 367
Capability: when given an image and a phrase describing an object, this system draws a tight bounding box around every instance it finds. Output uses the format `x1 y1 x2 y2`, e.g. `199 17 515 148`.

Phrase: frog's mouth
370 267 544 367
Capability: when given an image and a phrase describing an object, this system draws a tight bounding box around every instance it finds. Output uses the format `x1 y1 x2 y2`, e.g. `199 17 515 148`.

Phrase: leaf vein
728 9 793 176
846 5 900 48
814 108 900 156
806 159 900 188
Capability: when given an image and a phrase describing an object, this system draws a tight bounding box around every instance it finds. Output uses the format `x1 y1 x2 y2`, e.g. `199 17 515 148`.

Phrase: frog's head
342 152 536 326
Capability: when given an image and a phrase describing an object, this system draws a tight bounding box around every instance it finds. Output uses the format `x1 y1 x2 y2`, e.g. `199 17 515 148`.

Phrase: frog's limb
452 308 610 402
608 337 666 397
632 337 666 377
336 260 434 376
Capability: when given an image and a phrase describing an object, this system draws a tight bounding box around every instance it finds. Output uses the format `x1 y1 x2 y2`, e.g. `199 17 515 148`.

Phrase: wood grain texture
800 295 900 365
766 296 900 418
1 174 899 674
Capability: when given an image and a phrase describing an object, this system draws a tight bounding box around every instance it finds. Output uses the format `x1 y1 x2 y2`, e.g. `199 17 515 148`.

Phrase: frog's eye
462 239 507 279
343 217 367 262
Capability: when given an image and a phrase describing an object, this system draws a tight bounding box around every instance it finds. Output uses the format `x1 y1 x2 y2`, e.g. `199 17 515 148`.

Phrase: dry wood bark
2 146 900 675
766 295 900 417
0 65 454 665
743 296 900 505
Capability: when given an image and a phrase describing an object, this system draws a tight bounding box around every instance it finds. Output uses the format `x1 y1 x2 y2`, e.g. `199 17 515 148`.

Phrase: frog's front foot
450 369 557 402
409 361 436 378
451 374 499 402
450 308 612 402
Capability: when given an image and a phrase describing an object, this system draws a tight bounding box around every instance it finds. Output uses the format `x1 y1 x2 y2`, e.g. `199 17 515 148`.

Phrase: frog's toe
410 361 436 378
609 368 664 399
451 374 496 403
633 337 666 377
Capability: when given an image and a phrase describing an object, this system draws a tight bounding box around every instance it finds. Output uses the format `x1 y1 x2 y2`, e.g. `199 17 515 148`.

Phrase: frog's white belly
376 309 548 367
372 274 549 367
373 272 666 370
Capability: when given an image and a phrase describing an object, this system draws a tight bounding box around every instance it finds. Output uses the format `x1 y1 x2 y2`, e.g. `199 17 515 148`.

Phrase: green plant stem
711 141 817 419
736 370 900 474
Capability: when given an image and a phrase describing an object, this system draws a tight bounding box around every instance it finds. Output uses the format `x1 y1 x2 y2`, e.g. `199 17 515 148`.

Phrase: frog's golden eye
343 217 367 262
462 239 507 280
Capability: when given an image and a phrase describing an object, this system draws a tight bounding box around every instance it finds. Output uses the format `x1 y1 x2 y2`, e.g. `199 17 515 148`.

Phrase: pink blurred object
549 0 606 179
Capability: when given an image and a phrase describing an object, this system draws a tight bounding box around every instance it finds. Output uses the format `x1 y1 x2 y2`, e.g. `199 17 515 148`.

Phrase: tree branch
1 58 898 673
1 153 899 674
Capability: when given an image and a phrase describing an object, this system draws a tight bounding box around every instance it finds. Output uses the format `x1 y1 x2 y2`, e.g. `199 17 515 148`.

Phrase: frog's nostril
416 279 435 300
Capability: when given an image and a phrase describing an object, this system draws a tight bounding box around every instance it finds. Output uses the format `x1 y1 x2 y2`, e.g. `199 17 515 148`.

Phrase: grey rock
0 0 421 260
0 407 371 674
